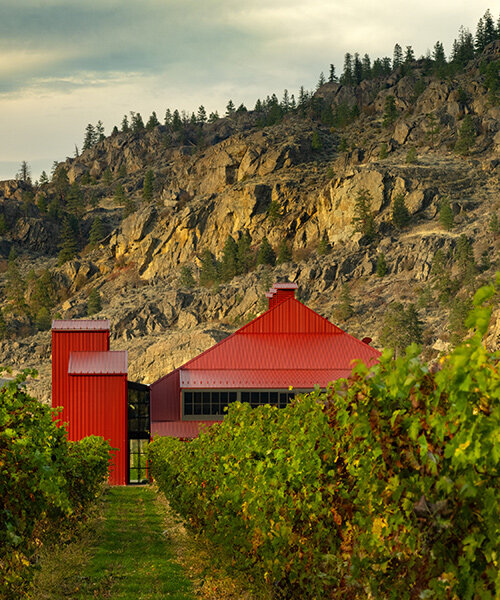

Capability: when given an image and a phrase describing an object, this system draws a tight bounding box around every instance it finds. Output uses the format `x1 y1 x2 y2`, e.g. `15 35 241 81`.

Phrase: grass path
34 487 196 600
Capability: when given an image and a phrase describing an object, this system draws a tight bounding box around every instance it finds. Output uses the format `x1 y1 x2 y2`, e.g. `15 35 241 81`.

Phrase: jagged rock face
0 44 499 402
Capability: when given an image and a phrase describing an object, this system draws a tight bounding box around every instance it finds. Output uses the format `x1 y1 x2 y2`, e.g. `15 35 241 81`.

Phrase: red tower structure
51 320 143 486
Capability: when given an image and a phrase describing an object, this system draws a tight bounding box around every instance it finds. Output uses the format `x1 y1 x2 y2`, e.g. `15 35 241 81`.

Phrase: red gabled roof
68 351 128 375
176 297 380 389
52 319 110 331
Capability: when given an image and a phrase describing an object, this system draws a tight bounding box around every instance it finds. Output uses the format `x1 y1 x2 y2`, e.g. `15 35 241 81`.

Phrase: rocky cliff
1 42 499 402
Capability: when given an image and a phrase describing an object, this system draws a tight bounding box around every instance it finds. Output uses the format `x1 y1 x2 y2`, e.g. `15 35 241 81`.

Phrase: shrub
149 277 500 599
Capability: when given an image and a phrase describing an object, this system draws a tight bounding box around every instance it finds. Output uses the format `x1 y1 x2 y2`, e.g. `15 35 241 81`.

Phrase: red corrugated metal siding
180 368 353 388
69 351 128 375
52 330 110 423
151 420 214 439
68 373 127 485
150 369 180 421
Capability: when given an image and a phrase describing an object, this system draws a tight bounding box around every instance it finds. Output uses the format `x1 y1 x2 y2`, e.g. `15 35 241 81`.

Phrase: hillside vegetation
0 12 498 399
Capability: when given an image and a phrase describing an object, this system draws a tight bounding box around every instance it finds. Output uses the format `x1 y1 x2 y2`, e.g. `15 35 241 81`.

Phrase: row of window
183 390 300 418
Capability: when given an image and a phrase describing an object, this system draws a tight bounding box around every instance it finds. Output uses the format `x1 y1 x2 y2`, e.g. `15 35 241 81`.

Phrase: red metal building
150 283 381 439
52 320 149 485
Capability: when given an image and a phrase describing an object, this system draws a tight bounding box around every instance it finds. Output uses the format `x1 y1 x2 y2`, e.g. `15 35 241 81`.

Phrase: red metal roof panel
182 332 379 371
151 420 215 439
180 368 353 389
52 319 110 331
68 351 128 375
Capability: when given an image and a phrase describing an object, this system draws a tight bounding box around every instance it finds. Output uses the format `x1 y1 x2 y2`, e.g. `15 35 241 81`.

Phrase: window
182 389 302 419
127 382 150 484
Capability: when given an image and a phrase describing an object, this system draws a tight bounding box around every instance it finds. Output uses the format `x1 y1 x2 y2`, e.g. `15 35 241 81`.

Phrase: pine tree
392 194 411 229
0 308 7 339
89 217 105 245
311 131 323 151
39 170 49 186
123 197 136 218
225 100 235 117
353 53 363 84
406 148 417 164
118 164 127 178
361 53 371 80
6 251 26 311
237 230 253 274
454 115 476 155
426 113 440 147
96 120 105 141
267 200 281 225
404 46 415 64
142 169 154 201
197 105 207 124
490 212 499 234
0 214 6 235
67 182 84 218
208 111 219 123
256 237 276 266
277 240 292 264
164 109 172 127
340 53 353 85
317 234 331 255
352 189 376 241
131 112 145 132
114 184 125 205
376 253 388 276
328 64 337 82
439 197 454 230
146 111 159 130
379 143 388 159
83 124 96 150
381 302 422 356
383 95 397 127
35 306 51 331
199 249 218 286
87 289 102 315
58 217 78 265
433 41 447 76
219 235 238 281
54 167 70 202
337 283 354 320
102 168 112 185
393 44 403 69
179 265 195 288
317 72 326 89
121 115 130 133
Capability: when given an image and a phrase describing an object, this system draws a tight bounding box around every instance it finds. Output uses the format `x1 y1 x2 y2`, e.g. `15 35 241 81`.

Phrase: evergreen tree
317 234 331 255
199 249 218 286
0 308 7 339
172 110 183 130
381 302 423 356
376 253 388 276
454 115 476 155
317 72 326 89
0 213 6 235
58 217 78 265
432 41 447 76
281 89 290 112
146 111 159 130
142 169 154 201
121 115 130 133
361 53 371 80
311 131 323 151
455 234 477 285
219 235 238 281
392 194 411 229
67 182 84 218
39 170 49 186
130 112 145 132
328 64 337 82
225 99 236 117
353 53 363 84
197 105 207 124
123 196 136 218
236 103 247 114
6 251 26 311
96 120 105 141
404 46 415 64
489 212 499 234
277 240 292 264
383 95 397 127
53 167 70 201
111 125 119 135
379 143 388 159
164 109 172 127
89 217 105 245
352 189 376 241
118 164 127 178
337 283 354 320
35 306 51 331
113 184 125 205
256 237 276 266
87 289 102 315
102 168 112 185
448 296 473 345
439 197 454 230
179 265 195 288
426 113 440 147
267 200 281 226
406 147 417 164
340 53 353 85
83 124 97 150
208 111 219 123
393 44 403 69
237 230 253 274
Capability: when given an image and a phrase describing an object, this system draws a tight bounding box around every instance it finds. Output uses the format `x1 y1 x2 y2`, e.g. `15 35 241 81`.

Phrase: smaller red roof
52 319 110 331
151 420 214 439
68 351 127 375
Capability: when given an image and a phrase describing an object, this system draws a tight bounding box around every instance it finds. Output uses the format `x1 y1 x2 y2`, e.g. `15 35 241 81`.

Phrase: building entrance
127 381 150 484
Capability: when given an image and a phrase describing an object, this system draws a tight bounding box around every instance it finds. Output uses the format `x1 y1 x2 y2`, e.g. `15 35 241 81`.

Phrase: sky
0 0 495 181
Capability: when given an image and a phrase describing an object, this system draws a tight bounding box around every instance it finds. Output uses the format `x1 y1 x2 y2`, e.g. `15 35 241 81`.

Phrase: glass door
127 381 150 484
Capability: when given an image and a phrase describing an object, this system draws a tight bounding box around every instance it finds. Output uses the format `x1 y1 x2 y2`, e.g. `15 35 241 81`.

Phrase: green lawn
34 487 196 600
